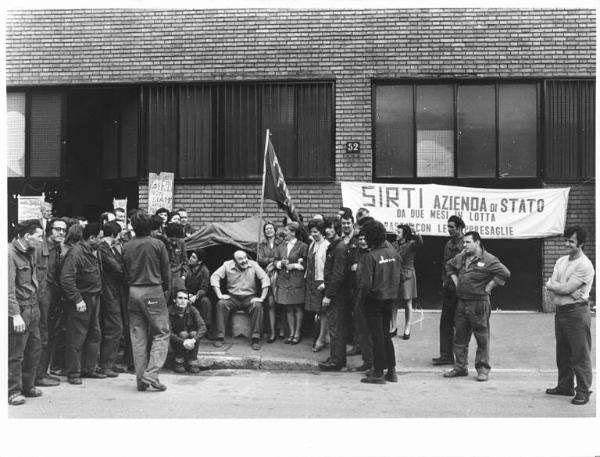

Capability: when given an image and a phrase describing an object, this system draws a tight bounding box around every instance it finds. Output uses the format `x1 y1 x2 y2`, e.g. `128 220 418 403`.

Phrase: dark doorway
411 236 542 311
63 88 140 221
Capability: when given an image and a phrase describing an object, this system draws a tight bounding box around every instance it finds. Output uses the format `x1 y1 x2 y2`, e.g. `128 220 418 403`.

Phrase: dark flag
263 137 297 221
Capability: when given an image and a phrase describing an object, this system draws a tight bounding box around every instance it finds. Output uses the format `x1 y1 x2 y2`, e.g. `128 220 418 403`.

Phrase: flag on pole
263 136 297 221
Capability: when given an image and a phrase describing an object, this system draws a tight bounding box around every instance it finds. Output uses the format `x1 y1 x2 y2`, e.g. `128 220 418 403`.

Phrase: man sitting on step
210 250 270 351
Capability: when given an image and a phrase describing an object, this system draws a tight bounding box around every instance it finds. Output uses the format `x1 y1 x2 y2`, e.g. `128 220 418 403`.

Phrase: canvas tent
184 216 263 252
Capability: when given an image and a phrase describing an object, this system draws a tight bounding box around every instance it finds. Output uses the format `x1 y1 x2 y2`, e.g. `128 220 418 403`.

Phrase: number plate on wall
346 142 360 153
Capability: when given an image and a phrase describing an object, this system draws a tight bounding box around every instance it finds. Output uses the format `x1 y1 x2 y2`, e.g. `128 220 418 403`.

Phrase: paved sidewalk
193 310 596 373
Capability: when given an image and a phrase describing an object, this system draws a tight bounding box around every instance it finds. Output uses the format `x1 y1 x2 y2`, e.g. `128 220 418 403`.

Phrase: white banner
341 182 570 239
17 194 45 222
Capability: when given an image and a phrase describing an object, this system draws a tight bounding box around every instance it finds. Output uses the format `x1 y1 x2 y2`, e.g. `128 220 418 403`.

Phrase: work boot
571 392 590 405
361 370 386 384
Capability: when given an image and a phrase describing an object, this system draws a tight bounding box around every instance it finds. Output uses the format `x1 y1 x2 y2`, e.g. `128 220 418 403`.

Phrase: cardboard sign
113 198 128 213
148 172 174 215
17 194 45 222
341 182 570 239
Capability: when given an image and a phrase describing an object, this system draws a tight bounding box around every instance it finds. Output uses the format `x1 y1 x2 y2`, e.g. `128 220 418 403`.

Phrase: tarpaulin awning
184 216 262 252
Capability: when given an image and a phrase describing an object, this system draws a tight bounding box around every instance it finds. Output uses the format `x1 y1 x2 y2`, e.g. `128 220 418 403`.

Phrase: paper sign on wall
148 172 174 215
18 194 45 222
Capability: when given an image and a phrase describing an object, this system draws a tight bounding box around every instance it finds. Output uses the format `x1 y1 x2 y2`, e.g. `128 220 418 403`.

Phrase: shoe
49 368 67 377
361 374 386 384
140 377 167 391
432 357 455 366
213 338 225 348
389 329 397 337
46 373 61 382
291 336 301 345
346 346 362 356
318 360 344 371
385 370 398 382
173 364 186 374
545 386 575 397
278 333 286 340
187 365 200 374
68 377 82 385
312 341 325 352
111 365 126 373
23 386 43 398
8 393 26 406
402 332 411 340
136 380 148 392
443 368 468 378
35 376 60 387
81 371 107 379
350 363 372 372
127 366 135 374
571 392 590 405
476 372 489 382
267 335 276 344
99 368 119 378
251 339 262 350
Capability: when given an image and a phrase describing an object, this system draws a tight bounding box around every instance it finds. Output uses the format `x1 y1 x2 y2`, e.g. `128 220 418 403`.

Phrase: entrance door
413 236 542 311
63 88 140 220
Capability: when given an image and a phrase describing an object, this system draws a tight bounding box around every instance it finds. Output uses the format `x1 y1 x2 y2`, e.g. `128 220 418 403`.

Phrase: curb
197 354 318 371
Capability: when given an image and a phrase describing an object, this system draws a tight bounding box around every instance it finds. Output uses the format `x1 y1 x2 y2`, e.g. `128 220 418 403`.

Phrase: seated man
210 250 270 350
168 289 207 374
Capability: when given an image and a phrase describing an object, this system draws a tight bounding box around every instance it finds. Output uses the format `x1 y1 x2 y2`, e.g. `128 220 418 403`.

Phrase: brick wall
542 182 596 311
139 182 344 224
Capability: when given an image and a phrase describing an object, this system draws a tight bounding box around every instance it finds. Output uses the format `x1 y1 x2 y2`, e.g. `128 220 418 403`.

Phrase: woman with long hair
391 223 423 340
274 222 308 345
257 221 282 343
304 219 330 352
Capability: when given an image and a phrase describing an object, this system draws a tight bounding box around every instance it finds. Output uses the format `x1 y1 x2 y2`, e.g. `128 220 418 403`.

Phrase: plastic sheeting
184 216 263 252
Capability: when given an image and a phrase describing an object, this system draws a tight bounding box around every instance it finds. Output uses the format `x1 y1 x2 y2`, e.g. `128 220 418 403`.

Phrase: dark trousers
193 295 213 333
215 295 263 339
36 285 63 380
364 298 396 373
128 285 170 383
50 299 68 372
99 294 124 370
8 305 42 397
439 285 458 360
555 305 593 395
353 296 373 365
454 298 491 374
65 293 102 378
172 332 200 364
120 289 134 369
326 295 352 366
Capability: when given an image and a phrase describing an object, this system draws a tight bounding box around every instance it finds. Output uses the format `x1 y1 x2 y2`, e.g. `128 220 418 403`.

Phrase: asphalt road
9 368 595 419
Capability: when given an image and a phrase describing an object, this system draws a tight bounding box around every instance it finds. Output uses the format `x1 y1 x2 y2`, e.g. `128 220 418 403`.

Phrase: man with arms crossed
545 226 595 406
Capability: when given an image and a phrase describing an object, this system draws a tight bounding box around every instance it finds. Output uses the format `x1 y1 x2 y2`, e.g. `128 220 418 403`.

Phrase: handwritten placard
148 172 174 215
18 194 45 222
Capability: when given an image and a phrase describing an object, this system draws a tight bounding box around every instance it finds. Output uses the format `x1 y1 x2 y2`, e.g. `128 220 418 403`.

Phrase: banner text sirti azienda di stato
341 182 570 239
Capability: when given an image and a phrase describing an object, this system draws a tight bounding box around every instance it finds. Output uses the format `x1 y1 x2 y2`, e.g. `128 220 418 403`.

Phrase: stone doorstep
197 353 318 371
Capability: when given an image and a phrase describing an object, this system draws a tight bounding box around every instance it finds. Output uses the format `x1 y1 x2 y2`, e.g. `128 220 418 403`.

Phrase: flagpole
257 129 270 259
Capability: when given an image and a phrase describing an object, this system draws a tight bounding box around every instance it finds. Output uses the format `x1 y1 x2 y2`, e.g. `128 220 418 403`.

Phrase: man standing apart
432 215 465 366
545 226 595 406
443 231 510 382
211 251 270 350
122 212 172 391
8 220 45 405
60 222 105 385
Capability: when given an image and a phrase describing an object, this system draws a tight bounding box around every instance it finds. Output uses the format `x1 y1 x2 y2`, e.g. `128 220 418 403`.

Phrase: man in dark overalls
60 222 105 385
443 231 510 382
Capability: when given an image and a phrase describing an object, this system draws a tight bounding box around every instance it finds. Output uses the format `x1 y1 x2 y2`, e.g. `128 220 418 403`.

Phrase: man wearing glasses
35 218 68 387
